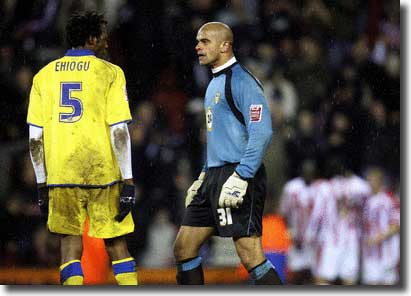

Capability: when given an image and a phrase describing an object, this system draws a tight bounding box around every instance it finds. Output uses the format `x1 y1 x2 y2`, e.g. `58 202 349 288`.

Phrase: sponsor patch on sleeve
249 104 263 122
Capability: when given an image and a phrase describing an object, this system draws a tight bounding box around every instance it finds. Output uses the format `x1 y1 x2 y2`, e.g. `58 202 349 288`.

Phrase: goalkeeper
27 11 137 285
173 22 282 285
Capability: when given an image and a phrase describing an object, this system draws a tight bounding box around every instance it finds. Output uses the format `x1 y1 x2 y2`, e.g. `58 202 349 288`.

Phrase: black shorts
182 163 266 238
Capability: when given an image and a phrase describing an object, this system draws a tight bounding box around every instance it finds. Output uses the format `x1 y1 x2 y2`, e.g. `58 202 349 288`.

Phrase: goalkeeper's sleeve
110 122 133 180
29 125 46 183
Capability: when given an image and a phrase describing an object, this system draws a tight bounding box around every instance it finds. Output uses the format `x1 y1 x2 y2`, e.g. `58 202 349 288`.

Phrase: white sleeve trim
110 122 133 180
29 125 47 184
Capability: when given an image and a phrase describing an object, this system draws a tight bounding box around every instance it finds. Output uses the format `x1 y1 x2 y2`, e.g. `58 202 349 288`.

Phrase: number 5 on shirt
60 82 83 123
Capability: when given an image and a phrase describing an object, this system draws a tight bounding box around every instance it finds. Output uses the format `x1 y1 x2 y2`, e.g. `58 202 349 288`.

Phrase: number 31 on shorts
217 208 233 226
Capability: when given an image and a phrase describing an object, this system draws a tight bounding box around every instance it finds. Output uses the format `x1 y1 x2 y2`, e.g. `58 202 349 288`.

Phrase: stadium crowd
0 0 400 284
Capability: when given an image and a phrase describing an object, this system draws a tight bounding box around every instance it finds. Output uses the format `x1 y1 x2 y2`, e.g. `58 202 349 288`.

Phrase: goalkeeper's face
195 28 223 67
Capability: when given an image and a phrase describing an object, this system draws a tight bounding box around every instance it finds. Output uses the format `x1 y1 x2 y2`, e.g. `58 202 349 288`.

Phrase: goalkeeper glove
37 185 49 218
185 171 205 207
218 172 248 209
115 184 136 222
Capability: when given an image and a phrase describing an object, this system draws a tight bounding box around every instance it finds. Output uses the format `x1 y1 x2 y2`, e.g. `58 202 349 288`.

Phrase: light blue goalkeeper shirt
204 57 273 179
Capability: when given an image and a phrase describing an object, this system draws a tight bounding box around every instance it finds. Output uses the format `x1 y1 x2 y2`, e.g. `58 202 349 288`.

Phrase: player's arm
110 122 136 222
368 224 400 246
278 185 291 217
218 75 273 209
110 122 133 183
28 125 48 217
278 189 293 236
29 125 46 184
27 73 49 218
233 75 273 179
105 66 135 221
369 201 400 245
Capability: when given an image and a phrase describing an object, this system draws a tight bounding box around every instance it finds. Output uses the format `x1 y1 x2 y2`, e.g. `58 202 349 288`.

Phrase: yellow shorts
47 183 134 238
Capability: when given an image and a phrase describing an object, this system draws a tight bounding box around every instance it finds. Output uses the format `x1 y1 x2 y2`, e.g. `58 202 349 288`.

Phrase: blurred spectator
380 0 400 50
139 208 178 267
127 100 188 263
325 0 367 69
215 0 262 57
288 35 329 111
209 237 241 267
363 100 398 179
269 66 298 122
263 95 288 211
324 79 368 173
184 96 207 175
286 110 323 179
151 63 189 137
301 0 333 39
260 0 301 44
0 154 45 266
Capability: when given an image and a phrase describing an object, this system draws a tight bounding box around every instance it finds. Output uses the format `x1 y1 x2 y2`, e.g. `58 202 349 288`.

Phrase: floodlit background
0 0 400 285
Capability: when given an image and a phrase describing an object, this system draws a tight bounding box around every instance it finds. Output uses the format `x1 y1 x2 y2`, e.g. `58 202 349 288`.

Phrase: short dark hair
66 11 107 48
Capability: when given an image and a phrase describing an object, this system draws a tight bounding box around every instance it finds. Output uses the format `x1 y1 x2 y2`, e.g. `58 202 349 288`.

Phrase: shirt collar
65 49 95 56
211 56 237 76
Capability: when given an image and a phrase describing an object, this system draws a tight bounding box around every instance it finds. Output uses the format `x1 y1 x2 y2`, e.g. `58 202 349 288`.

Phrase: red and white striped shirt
279 177 313 244
362 191 400 265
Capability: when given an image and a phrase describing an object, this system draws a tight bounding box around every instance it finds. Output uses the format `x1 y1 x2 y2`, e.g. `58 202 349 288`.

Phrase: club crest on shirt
250 104 263 122
214 92 221 104
206 107 213 131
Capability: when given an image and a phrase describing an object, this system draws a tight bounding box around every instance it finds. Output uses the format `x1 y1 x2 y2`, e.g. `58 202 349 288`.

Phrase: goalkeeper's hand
115 183 136 222
185 172 205 207
37 184 49 218
218 172 248 209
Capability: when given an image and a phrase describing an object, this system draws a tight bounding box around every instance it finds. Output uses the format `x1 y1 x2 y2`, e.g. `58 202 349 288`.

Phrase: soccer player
362 167 400 285
307 161 371 285
304 174 337 285
279 159 316 284
334 167 371 285
173 22 282 285
27 11 138 285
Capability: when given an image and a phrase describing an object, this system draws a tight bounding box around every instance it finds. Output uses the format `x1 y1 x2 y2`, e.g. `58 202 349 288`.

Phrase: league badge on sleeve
249 104 263 122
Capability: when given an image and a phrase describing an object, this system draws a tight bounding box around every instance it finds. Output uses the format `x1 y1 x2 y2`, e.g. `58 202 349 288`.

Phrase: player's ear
220 41 230 53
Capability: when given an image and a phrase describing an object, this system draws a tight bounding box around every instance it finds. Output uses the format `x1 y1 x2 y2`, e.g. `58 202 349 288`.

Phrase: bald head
195 22 234 67
198 22 233 45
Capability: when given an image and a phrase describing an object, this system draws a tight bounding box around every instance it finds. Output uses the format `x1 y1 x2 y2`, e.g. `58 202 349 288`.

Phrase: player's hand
185 172 205 207
115 184 136 222
367 235 383 246
218 172 248 209
37 184 49 218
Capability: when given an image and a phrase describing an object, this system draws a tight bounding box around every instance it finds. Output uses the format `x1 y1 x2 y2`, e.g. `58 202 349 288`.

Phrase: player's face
94 24 109 59
367 170 383 193
195 28 222 67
